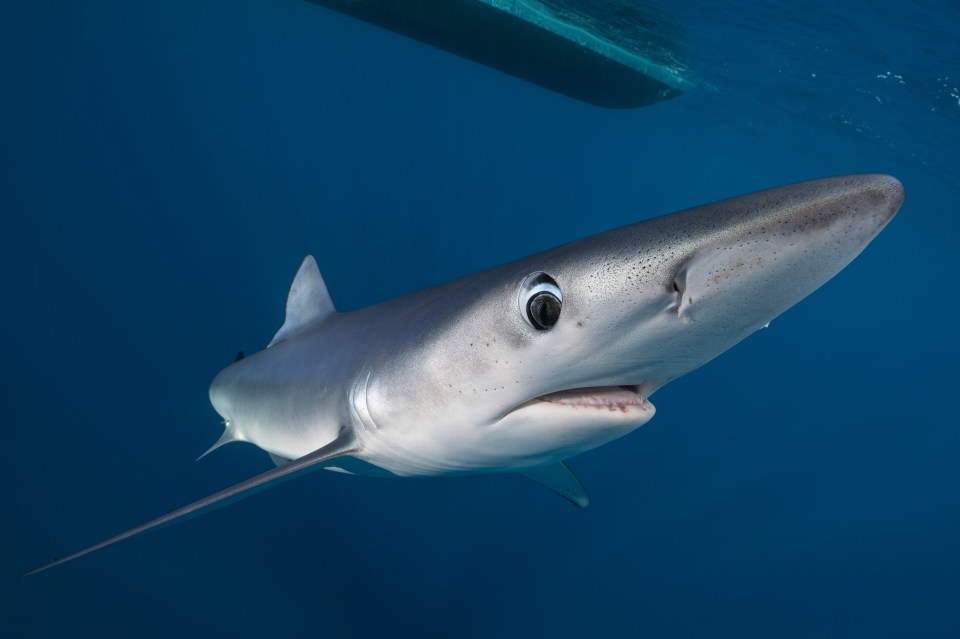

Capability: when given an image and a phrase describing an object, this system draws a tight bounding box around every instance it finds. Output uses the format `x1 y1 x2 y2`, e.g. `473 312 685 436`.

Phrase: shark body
28 174 903 574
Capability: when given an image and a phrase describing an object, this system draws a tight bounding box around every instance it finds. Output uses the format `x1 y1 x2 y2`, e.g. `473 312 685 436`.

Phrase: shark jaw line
513 385 652 414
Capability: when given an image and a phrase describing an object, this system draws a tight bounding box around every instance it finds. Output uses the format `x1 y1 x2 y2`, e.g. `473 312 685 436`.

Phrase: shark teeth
537 386 647 411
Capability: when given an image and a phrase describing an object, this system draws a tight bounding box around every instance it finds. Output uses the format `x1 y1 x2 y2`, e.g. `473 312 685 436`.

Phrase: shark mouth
534 385 649 412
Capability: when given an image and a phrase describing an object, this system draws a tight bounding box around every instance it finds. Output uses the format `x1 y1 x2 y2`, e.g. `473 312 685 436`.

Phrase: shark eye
519 272 562 330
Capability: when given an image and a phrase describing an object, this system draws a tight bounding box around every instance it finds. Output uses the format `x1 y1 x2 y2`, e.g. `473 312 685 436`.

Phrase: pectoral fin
519 461 590 507
25 429 359 576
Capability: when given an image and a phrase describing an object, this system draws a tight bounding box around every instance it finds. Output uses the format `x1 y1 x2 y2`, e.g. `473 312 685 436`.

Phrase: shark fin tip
519 461 590 508
196 428 237 461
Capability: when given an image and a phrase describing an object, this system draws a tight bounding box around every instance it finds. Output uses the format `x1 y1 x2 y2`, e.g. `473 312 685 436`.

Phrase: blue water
4 1 958 637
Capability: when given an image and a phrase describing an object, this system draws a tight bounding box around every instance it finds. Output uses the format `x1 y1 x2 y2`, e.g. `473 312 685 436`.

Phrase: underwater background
4 1 958 637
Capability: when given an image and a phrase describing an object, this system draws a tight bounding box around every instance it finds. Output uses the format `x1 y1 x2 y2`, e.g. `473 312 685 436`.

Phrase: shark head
359 174 903 474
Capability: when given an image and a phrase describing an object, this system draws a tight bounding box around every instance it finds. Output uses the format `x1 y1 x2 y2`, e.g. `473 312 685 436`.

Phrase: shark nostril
672 274 688 301
672 264 690 298
672 266 693 318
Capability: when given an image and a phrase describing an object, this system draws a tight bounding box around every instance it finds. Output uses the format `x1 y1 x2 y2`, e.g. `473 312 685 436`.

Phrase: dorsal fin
268 256 336 348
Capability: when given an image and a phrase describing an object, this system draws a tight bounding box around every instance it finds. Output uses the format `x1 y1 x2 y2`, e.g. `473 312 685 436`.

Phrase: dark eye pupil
527 292 561 330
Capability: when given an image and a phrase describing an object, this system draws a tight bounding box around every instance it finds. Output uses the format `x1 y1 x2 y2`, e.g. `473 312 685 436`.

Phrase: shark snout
846 173 904 225
791 174 903 248
675 174 902 330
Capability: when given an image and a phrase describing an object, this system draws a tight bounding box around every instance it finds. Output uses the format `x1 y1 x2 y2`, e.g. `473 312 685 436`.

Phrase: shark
26 174 903 575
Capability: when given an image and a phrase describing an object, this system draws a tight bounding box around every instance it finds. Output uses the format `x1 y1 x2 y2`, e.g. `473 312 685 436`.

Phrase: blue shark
26 174 903 574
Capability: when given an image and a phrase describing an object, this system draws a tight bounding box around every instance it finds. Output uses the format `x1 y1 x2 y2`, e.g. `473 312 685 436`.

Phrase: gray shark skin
26 174 903 575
